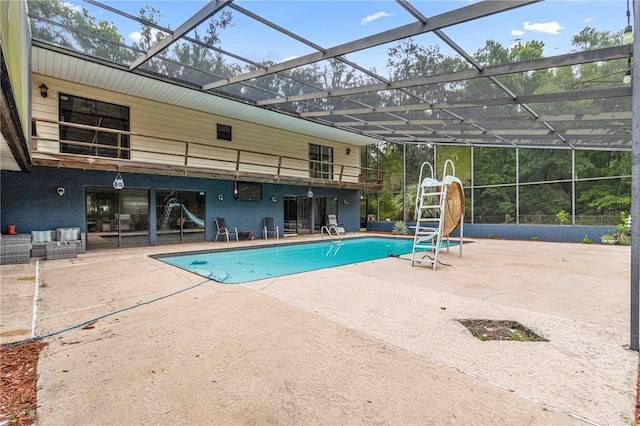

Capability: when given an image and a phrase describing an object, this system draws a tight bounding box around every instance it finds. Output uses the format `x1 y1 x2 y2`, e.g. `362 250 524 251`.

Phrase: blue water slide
169 203 205 227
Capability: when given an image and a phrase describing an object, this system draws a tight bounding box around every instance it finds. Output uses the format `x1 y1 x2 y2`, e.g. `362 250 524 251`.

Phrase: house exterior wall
0 167 361 245
31 74 361 181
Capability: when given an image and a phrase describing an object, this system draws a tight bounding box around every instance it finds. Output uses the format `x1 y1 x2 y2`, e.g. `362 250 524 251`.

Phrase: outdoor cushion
58 228 80 242
31 230 53 243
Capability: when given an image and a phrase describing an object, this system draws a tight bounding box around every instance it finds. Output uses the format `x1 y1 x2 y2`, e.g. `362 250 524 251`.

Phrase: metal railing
31 119 385 188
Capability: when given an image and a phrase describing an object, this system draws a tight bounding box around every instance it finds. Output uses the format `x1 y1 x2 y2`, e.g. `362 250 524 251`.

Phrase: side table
238 231 255 241
0 234 32 265
46 242 77 260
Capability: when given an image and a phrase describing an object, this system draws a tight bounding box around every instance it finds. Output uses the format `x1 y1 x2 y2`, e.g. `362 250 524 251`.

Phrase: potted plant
616 212 632 246
601 212 632 245
600 234 617 245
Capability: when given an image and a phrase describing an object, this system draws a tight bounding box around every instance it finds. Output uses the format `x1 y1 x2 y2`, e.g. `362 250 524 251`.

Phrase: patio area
1 236 637 425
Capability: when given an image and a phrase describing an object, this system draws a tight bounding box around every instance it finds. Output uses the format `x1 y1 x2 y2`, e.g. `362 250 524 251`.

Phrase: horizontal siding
31 74 362 181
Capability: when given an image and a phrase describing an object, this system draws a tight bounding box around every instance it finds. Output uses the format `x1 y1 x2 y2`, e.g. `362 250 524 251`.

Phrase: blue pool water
156 237 416 284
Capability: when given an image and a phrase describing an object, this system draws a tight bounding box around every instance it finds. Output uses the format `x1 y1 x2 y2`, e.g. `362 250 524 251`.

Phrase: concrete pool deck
1 235 637 425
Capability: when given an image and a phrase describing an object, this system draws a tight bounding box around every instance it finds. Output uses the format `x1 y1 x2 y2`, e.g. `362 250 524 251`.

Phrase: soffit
31 46 379 147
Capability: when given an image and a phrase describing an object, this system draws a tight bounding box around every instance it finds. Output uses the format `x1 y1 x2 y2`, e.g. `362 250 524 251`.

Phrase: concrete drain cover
457 319 547 342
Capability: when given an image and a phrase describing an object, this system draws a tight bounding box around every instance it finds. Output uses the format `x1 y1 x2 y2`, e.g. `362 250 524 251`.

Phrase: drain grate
457 319 547 342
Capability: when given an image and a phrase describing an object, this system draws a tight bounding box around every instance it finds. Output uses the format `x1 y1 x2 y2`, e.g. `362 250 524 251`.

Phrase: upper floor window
59 94 130 159
309 144 333 179
217 124 232 141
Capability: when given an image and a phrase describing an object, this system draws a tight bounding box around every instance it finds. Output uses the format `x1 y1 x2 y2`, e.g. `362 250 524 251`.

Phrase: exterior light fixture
623 25 634 45
346 148 351 155
234 181 238 199
623 56 633 84
307 187 314 198
39 83 48 98
112 172 124 190
56 187 65 196
218 194 224 201
623 1 634 45
271 196 277 203
343 199 349 205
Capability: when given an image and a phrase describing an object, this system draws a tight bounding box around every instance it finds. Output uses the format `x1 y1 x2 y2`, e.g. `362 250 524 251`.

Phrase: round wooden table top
442 180 465 237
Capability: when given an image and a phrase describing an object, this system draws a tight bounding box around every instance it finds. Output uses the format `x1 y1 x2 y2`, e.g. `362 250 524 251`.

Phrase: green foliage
488 233 496 239
391 221 409 235
510 331 540 342
473 332 489 341
601 212 632 245
532 236 539 241
29 0 135 62
377 191 402 222
556 210 569 225
615 212 632 246
582 235 592 244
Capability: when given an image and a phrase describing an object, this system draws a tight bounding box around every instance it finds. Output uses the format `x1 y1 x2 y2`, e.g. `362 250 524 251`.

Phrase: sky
79 0 633 72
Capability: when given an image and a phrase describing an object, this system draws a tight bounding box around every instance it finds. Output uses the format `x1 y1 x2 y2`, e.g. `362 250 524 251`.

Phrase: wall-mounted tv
237 182 262 201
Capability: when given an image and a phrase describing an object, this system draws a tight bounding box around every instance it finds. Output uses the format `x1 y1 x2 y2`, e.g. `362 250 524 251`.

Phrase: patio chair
327 214 345 235
215 218 238 242
263 217 279 240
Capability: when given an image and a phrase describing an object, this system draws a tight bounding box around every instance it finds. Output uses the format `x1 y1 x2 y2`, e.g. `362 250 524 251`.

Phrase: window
59 94 130 159
217 124 232 141
309 144 333 179
236 182 262 200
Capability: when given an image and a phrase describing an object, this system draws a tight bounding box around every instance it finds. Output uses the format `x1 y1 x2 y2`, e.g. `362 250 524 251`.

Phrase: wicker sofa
31 227 86 258
0 234 32 265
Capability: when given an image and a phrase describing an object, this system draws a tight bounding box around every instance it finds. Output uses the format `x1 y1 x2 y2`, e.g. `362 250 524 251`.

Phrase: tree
28 0 135 63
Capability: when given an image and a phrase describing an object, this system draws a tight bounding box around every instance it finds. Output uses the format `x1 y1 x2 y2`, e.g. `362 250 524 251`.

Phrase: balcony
30 119 384 191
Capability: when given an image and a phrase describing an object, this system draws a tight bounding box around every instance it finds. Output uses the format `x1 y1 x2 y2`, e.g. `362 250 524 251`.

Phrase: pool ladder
321 225 342 242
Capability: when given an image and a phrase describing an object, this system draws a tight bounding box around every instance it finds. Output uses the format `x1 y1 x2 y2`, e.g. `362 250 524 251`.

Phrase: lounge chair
215 218 238 242
327 214 345 235
263 217 279 240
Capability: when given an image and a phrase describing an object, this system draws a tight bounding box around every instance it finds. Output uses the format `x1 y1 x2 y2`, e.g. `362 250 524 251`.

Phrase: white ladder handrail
442 159 455 180
415 162 435 220
320 225 342 241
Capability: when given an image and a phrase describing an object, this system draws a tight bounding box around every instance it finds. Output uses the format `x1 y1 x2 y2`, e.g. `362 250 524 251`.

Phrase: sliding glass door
156 190 206 245
86 188 149 249
284 196 337 235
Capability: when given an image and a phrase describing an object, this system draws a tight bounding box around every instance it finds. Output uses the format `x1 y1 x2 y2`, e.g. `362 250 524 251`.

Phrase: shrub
392 221 409 235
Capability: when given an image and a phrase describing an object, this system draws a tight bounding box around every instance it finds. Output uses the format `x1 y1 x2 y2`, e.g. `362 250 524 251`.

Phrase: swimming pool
154 237 416 284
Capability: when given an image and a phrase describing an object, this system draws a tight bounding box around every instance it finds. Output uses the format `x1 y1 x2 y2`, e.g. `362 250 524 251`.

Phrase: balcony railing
31 119 385 190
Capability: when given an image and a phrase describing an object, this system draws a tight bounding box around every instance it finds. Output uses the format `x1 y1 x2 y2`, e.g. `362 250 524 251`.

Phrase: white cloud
129 31 142 43
584 17 594 23
511 29 525 36
129 28 166 43
523 21 564 35
62 2 82 12
360 12 392 25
